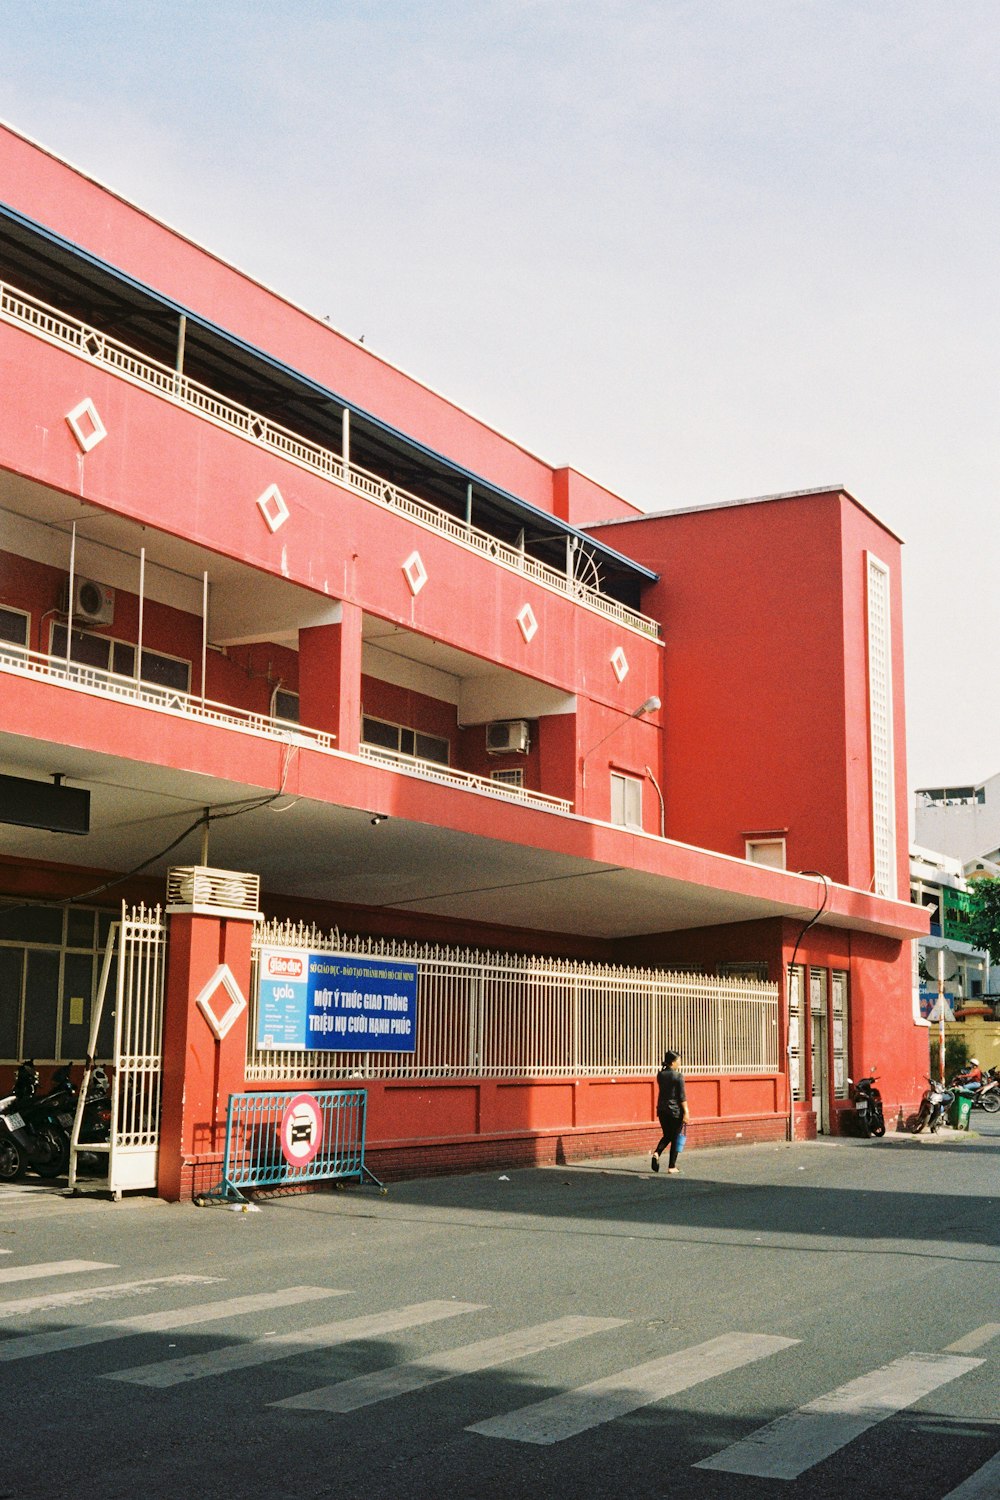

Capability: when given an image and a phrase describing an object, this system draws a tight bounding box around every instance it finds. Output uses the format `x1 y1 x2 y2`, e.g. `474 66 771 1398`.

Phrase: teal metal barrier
199 1088 384 1205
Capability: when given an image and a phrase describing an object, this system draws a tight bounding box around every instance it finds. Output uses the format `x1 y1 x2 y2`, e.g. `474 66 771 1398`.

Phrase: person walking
652 1049 689 1175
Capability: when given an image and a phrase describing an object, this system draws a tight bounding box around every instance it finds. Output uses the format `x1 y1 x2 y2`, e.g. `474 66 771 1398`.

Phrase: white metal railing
0 642 334 750
247 922 779 1082
358 742 572 813
0 644 573 814
0 279 660 640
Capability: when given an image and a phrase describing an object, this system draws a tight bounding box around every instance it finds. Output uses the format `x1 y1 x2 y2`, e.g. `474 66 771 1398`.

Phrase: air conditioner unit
62 576 115 626
486 720 530 755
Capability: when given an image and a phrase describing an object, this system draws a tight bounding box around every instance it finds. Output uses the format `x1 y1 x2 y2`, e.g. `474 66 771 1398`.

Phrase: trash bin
949 1092 973 1130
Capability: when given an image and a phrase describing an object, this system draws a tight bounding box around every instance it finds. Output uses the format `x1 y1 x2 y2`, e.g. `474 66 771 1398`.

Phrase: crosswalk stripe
940 1450 1000 1499
275 1315 626 1413
0 1285 346 1363
467 1332 797 1446
106 1300 485 1388
695 1352 984 1480
0 1274 220 1320
945 1325 1000 1353
0 1259 117 1285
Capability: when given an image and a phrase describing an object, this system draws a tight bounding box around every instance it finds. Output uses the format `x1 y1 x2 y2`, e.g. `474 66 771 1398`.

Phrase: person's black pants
654 1113 684 1168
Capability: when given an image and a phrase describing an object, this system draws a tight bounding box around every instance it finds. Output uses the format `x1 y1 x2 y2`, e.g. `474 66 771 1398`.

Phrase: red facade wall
589 492 906 891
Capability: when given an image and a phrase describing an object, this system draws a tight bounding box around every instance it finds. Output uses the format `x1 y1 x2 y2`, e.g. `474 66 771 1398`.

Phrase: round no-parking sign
279 1093 323 1167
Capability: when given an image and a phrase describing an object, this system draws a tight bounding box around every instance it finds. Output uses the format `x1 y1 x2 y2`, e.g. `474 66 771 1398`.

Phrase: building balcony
0 640 573 818
0 277 659 641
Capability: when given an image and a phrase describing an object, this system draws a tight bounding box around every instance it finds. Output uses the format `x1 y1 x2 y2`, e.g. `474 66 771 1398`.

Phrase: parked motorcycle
849 1073 886 1137
910 1076 954 1133
0 1061 70 1181
0 1060 114 1183
949 1075 1000 1116
964 1069 1000 1114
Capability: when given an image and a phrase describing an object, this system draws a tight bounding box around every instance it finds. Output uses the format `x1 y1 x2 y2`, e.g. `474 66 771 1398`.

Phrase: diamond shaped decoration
65 398 107 453
611 647 629 683
516 604 538 643
195 964 247 1041
402 550 428 596
256 484 289 533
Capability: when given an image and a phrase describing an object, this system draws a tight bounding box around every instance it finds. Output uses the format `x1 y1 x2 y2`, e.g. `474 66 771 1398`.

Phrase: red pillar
157 909 254 1202
298 602 363 755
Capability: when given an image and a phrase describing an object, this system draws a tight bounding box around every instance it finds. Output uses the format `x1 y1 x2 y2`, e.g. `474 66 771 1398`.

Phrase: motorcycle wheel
30 1127 69 1180
910 1112 926 1133
856 1113 871 1139
979 1093 1000 1114
871 1121 886 1137
0 1136 25 1182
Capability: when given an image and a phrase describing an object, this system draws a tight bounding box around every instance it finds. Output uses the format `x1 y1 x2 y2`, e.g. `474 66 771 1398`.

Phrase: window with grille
610 772 642 829
788 965 804 1100
490 768 524 788
362 715 449 765
866 553 896 897
832 970 849 1098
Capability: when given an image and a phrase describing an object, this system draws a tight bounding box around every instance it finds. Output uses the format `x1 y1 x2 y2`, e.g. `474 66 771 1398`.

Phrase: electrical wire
786 870 831 1143
0 743 298 921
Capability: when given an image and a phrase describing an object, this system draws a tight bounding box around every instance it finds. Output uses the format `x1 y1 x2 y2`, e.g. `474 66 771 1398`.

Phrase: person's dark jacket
656 1066 686 1120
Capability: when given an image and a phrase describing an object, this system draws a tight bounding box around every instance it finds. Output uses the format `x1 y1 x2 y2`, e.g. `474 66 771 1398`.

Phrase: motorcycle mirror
847 1078 854 1086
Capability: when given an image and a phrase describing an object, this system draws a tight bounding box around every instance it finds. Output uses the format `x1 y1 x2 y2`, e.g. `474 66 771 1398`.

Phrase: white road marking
945 1325 1000 1353
0 1259 117 1284
695 1352 984 1480
940 1450 1000 1499
107 1300 485 1388
276 1315 625 1413
0 1274 220 1319
467 1332 797 1446
0 1286 347 1363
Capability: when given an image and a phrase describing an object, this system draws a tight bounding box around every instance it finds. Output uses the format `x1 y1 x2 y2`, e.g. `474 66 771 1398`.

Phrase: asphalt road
2 1115 999 1500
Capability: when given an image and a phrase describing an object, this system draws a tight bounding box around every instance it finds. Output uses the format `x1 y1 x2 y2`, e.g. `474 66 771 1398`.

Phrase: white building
909 845 992 1016
915 775 1000 867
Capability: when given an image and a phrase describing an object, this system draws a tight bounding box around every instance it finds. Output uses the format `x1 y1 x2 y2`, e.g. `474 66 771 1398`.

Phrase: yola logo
266 954 304 979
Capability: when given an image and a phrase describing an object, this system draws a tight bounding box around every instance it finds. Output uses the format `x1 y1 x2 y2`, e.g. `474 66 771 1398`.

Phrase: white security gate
69 903 166 1198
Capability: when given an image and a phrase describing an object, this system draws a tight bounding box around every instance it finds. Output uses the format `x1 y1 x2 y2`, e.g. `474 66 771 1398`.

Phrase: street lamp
580 695 661 788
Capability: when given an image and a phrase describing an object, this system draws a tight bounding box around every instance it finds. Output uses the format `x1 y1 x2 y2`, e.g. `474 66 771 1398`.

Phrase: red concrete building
0 123 927 1198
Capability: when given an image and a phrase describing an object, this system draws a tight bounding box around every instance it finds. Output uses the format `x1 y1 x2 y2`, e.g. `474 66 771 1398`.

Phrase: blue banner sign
257 947 418 1053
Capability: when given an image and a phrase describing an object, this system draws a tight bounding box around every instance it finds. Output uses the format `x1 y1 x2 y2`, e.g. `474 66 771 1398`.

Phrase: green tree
931 1034 970 1082
966 876 1000 964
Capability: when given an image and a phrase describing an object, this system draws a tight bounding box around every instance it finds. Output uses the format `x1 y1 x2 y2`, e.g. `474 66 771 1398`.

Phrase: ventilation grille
866 554 896 899
167 866 260 914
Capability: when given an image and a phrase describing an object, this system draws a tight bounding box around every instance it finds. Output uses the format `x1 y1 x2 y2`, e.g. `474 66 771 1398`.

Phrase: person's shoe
667 1166 681 1175
650 1154 660 1173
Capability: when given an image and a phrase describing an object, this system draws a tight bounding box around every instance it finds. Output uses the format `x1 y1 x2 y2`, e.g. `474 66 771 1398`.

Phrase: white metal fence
247 921 779 1083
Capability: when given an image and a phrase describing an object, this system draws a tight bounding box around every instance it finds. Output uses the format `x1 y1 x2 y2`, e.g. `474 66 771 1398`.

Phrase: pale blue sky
2 1 998 794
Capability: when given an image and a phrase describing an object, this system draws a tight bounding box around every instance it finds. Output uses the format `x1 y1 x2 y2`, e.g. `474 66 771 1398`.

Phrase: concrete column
157 908 254 1201
298 602 363 756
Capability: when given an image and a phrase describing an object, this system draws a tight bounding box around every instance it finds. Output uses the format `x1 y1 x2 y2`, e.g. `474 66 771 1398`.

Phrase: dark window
0 948 23 1056
22 949 60 1059
362 716 449 765
273 689 299 722
0 607 28 647
50 624 190 692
